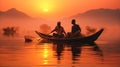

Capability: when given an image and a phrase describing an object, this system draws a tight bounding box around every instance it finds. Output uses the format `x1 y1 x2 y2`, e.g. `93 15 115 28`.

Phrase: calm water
0 36 120 67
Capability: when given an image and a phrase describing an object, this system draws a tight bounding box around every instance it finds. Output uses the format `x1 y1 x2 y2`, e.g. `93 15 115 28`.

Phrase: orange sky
0 0 120 20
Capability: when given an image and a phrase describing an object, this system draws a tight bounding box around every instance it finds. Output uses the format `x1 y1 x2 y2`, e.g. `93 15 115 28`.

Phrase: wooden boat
35 29 104 43
24 36 33 42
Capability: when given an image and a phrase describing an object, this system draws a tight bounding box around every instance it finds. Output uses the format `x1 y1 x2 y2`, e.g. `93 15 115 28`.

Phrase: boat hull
35 29 104 43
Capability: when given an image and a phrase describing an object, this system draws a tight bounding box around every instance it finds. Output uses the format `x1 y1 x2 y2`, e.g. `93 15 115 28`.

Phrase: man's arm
62 27 67 35
50 26 57 34
77 25 81 32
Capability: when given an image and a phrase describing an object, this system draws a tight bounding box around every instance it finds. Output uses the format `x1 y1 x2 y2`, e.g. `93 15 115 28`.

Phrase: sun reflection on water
43 43 49 64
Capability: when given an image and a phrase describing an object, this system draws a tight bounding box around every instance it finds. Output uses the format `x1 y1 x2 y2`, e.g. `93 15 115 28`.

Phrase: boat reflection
53 42 103 64
53 42 65 60
70 43 82 61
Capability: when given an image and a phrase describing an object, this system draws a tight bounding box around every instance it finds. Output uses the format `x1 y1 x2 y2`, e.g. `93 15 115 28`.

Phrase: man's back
72 24 81 33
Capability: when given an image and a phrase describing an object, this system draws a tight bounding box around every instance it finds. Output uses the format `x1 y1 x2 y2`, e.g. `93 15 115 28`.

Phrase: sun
35 1 55 13
43 8 49 12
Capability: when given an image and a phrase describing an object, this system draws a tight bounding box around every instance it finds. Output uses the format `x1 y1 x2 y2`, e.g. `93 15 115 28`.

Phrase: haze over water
0 19 120 67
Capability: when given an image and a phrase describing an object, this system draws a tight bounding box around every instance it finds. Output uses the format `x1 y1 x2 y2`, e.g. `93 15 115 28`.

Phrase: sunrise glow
35 0 55 13
0 0 119 20
0 0 120 67
43 8 49 12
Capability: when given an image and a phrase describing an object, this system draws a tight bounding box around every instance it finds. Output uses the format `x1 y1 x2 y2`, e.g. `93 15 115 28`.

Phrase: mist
0 16 120 42
39 24 51 34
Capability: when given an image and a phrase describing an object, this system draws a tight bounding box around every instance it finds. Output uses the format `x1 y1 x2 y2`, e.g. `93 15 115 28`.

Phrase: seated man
50 21 66 38
68 19 81 38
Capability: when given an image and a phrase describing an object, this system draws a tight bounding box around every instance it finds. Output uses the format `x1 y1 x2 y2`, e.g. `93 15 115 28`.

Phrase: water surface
0 36 120 67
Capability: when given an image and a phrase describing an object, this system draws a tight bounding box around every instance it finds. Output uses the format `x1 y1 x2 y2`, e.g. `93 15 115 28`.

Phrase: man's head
57 21 61 26
72 19 76 24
